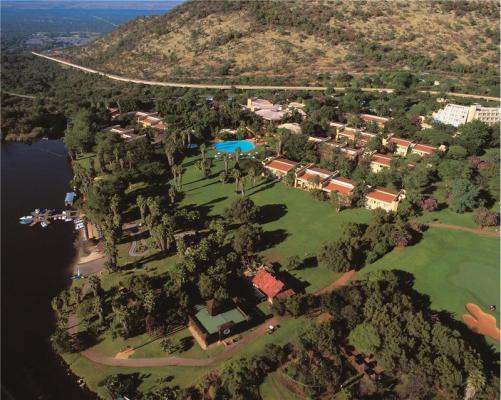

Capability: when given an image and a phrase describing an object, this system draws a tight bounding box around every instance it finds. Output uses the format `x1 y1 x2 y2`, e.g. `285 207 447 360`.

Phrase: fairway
362 229 500 344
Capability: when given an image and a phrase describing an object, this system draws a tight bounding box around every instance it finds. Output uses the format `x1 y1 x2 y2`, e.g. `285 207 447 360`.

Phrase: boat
19 216 33 225
41 221 48 228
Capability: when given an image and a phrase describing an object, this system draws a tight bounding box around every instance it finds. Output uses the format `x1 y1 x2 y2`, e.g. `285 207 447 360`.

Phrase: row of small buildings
106 108 168 145
264 158 404 212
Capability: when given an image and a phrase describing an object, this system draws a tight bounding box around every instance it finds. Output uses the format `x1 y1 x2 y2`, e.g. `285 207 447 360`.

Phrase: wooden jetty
29 209 79 227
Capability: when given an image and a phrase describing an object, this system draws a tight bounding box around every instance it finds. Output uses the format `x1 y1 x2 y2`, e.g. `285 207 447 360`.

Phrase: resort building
188 299 251 349
263 158 298 179
246 98 307 122
322 177 355 205
295 166 337 190
329 122 346 135
387 137 413 156
411 143 437 157
360 114 389 127
106 125 145 142
338 146 363 161
336 127 377 147
252 269 295 304
107 106 120 119
432 103 501 127
365 187 403 212
134 111 158 121
278 122 302 135
139 114 165 129
369 153 393 173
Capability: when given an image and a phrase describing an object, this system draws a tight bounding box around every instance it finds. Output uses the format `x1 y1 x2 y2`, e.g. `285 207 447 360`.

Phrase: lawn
260 370 304 400
361 228 500 347
178 150 371 292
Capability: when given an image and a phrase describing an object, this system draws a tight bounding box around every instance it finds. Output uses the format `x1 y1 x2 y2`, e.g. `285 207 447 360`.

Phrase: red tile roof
252 270 285 299
324 181 354 195
389 137 413 147
265 159 298 173
366 187 400 203
360 114 389 124
413 143 437 154
371 154 392 166
276 288 296 300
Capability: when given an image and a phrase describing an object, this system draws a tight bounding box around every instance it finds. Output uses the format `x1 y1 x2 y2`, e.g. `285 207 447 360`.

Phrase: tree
235 146 242 163
99 374 140 398
473 207 499 227
63 109 96 157
232 224 262 255
449 179 479 213
50 327 73 353
231 168 242 193
457 120 490 155
93 296 105 325
285 255 302 271
89 275 103 297
330 191 342 212
136 195 147 222
200 143 207 161
464 369 486 400
348 322 381 355
224 197 259 224
420 197 438 212
438 159 472 188
168 186 177 204
160 338 178 354
447 145 468 160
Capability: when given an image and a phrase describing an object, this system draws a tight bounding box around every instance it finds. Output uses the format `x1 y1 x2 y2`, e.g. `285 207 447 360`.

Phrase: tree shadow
301 256 318 269
257 203 288 224
249 180 278 196
258 229 289 250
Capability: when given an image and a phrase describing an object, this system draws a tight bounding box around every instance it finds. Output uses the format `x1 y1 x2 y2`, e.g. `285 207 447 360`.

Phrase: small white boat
41 222 48 228
19 216 33 225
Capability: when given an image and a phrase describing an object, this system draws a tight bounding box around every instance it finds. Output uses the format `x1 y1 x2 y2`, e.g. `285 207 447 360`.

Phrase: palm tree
240 176 248 197
126 150 133 170
275 130 285 155
219 171 228 184
231 169 242 193
168 186 177 204
223 153 229 174
136 195 147 222
200 143 206 161
248 168 256 186
164 140 176 167
113 147 120 164
312 174 321 189
93 297 105 325
235 147 241 163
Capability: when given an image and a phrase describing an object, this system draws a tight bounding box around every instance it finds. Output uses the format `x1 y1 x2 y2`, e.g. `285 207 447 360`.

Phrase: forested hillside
65 0 500 86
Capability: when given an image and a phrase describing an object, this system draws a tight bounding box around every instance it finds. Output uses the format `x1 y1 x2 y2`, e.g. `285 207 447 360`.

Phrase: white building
432 103 500 127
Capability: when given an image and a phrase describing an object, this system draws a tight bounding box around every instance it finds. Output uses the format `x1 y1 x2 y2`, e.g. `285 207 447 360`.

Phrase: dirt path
71 270 355 368
31 52 501 101
427 222 500 237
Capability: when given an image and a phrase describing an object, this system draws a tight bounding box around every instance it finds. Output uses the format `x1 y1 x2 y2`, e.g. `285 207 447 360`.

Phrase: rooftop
366 187 400 203
252 269 285 299
193 304 248 335
265 158 298 173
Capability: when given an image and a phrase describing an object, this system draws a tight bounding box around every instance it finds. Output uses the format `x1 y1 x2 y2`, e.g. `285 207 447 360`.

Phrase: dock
28 209 79 227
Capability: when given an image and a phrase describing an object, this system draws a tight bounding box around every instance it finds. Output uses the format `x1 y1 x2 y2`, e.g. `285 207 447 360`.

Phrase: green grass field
178 150 371 292
361 229 500 347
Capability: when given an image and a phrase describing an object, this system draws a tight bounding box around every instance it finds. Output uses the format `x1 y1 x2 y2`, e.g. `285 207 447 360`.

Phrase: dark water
1 140 92 400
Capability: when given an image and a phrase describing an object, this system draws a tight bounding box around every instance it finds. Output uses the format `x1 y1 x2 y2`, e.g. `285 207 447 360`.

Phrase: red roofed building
360 114 389 127
322 177 355 205
369 153 393 173
387 137 413 156
252 269 295 303
411 143 437 157
295 165 337 190
264 158 298 178
365 187 403 212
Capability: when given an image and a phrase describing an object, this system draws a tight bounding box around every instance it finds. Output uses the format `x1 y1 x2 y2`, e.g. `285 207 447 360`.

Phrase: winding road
32 52 501 101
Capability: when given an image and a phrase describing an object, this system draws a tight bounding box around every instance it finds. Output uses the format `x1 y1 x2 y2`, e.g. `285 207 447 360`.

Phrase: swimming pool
214 140 255 153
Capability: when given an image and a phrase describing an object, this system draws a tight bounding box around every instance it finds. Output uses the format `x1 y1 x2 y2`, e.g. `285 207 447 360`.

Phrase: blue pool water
214 140 255 153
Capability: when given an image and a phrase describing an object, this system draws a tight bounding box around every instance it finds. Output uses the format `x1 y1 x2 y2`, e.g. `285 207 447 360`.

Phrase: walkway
32 52 501 101
70 270 356 368
427 222 500 238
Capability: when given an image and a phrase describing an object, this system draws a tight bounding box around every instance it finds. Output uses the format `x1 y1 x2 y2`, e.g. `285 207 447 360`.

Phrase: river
1 140 93 400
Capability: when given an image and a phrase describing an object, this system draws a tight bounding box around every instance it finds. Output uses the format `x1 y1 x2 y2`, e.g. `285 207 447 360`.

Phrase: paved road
31 52 501 101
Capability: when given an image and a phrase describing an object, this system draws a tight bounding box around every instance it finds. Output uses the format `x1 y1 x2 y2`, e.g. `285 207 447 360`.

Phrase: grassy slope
361 229 500 347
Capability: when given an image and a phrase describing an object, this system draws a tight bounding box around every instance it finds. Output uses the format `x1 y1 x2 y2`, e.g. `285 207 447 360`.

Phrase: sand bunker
115 347 135 359
462 303 500 342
